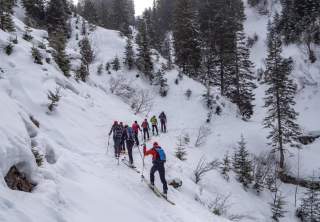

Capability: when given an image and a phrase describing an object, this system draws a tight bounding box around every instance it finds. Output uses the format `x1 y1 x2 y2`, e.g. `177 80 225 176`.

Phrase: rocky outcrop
4 166 35 192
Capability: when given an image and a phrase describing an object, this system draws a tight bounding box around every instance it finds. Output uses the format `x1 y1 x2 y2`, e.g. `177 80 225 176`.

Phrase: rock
169 178 183 189
4 166 35 192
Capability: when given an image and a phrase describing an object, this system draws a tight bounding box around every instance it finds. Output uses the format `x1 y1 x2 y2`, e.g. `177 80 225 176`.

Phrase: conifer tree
229 30 257 120
82 0 98 24
111 0 130 35
31 46 43 65
297 178 320 221
136 19 154 81
232 135 253 188
173 0 201 77
263 14 301 171
112 56 121 71
124 35 135 70
220 152 231 181
22 0 45 27
0 0 15 32
47 0 71 76
80 36 94 70
76 62 89 82
175 135 187 161
153 67 168 97
270 192 287 221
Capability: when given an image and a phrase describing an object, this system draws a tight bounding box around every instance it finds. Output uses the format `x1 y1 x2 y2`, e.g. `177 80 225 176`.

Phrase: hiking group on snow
108 111 169 196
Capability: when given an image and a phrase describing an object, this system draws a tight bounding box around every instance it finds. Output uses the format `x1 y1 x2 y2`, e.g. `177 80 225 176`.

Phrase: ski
121 158 140 173
142 176 175 205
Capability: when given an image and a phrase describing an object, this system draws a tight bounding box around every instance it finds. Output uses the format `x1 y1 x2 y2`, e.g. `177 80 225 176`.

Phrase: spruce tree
124 35 135 70
47 0 71 76
22 0 45 27
111 0 130 35
0 0 15 32
263 14 301 171
153 67 168 97
31 46 43 65
111 56 121 71
173 0 201 77
136 19 154 81
270 192 287 221
232 135 253 188
297 179 320 221
82 0 98 24
175 135 187 161
229 30 257 120
76 62 89 82
220 152 231 181
80 36 94 70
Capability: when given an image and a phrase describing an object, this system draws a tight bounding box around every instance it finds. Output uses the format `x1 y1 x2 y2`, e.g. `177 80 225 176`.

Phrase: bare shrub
109 76 136 102
193 156 220 184
130 89 153 115
209 194 231 216
195 125 212 147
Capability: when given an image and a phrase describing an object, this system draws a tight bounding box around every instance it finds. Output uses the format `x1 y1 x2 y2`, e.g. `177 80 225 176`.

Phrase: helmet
153 142 159 147
114 121 118 124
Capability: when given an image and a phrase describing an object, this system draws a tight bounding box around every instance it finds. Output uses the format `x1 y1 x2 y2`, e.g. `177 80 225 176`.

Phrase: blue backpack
155 147 166 162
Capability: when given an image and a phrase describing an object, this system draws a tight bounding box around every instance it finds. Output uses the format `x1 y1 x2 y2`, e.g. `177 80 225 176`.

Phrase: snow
0 1 320 221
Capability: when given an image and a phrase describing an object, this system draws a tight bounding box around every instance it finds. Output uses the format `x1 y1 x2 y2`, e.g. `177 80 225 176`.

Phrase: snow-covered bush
4 43 13 55
47 88 61 112
175 135 187 161
209 194 231 216
31 148 44 167
31 46 43 65
97 63 103 75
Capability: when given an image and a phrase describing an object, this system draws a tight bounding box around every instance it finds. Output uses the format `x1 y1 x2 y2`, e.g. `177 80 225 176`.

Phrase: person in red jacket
141 119 150 141
132 121 141 146
143 142 168 195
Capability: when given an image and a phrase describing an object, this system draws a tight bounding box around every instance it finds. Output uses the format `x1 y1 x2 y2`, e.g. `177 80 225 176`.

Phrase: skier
125 125 135 166
150 115 159 136
109 121 118 143
141 119 150 141
159 112 167 133
143 142 168 195
132 121 142 146
109 121 123 158
120 122 127 154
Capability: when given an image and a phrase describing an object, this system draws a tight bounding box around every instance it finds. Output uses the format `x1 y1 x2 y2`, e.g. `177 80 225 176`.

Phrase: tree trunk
276 85 284 169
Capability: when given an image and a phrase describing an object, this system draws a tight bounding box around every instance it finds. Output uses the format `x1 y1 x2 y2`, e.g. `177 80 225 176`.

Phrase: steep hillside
0 2 320 222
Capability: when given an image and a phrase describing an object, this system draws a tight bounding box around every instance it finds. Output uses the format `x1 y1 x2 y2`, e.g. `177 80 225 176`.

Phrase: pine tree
81 19 87 35
80 36 94 70
22 0 45 27
111 56 121 71
0 0 15 32
153 67 168 97
202 85 214 110
297 179 320 221
82 0 98 24
232 135 253 188
111 0 130 35
105 62 111 74
22 25 33 41
270 192 287 221
136 19 154 81
124 35 135 70
47 0 71 76
31 46 43 65
175 135 187 161
220 152 231 181
229 30 257 120
263 14 301 171
76 62 89 82
173 0 201 77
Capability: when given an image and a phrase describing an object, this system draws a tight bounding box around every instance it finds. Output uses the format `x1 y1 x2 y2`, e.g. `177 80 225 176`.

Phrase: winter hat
153 142 159 147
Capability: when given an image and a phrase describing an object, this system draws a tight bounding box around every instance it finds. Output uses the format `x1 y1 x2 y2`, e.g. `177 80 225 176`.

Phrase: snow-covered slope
1 2 320 222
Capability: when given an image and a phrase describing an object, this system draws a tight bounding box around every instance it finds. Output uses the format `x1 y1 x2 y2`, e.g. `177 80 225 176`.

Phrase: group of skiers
108 111 168 195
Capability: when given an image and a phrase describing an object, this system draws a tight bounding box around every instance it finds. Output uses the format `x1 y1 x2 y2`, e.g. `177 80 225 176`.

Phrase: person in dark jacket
159 112 167 133
109 121 123 158
143 142 168 195
141 119 150 141
126 125 135 166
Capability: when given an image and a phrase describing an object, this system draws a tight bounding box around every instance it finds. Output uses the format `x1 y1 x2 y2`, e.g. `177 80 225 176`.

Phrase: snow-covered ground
1 2 320 222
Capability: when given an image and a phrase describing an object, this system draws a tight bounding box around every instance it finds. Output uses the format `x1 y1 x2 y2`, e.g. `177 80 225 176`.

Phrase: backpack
114 125 123 138
142 121 148 129
155 147 166 162
127 127 134 141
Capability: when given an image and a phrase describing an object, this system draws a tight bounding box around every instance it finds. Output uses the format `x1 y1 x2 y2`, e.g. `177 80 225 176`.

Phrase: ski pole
107 135 110 154
137 144 145 180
